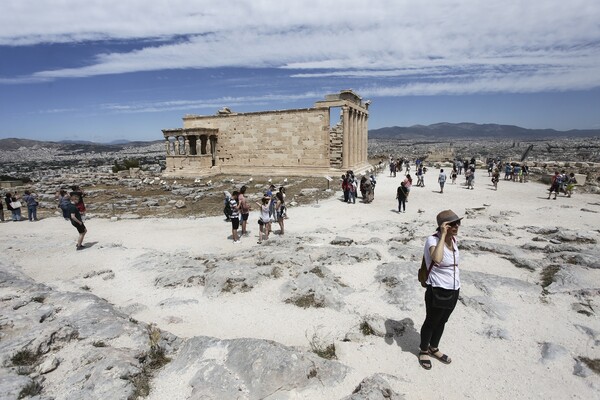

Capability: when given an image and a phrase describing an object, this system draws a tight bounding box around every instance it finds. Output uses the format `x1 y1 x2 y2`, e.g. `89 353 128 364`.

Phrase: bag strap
425 258 435 280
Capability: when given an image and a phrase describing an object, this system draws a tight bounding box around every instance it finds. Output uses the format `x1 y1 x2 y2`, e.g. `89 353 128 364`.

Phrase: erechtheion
161 90 371 177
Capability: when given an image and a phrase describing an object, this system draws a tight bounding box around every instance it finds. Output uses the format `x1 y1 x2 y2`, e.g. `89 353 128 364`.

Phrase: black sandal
428 347 452 364
419 351 432 370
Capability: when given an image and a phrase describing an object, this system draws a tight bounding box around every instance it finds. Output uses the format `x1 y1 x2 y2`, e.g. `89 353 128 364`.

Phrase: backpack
418 256 434 288
224 200 232 217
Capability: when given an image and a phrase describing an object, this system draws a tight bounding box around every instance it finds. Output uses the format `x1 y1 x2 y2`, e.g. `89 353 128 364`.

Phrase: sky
1 0 599 143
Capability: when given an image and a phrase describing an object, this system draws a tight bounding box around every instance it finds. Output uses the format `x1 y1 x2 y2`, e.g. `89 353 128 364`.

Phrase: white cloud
99 92 323 114
1 0 600 95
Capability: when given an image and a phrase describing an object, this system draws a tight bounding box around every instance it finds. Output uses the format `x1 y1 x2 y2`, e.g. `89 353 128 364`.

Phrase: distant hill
369 123 600 140
0 138 161 152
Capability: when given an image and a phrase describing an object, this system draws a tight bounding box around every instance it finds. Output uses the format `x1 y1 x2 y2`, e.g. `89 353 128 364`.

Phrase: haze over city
1 0 599 142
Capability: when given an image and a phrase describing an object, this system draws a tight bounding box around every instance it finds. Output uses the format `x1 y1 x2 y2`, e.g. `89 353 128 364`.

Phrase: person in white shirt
418 210 462 370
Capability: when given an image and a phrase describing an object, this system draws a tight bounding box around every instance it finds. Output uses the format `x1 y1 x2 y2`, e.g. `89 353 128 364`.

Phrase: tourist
416 165 424 187
238 185 250 236
67 194 87 250
491 169 500 190
341 174 350 203
465 167 475 189
565 173 577 198
418 209 462 370
559 170 568 195
456 160 463 175
390 161 396 177
347 171 356 204
255 196 271 244
70 185 86 221
266 184 276 233
57 190 70 220
547 171 560 200
275 191 286 235
360 175 373 203
403 174 413 200
451 168 457 184
0 196 4 222
5 192 22 221
396 182 408 213
504 163 511 180
229 190 240 243
22 190 39 221
223 191 232 221
438 169 447 194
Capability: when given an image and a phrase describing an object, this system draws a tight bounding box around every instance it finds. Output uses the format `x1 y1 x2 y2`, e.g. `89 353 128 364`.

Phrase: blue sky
1 0 599 142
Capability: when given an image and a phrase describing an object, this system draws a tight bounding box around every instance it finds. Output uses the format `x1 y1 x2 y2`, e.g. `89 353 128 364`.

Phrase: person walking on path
396 182 408 213
565 173 577 198
438 169 447 193
0 196 4 222
22 190 38 221
547 171 560 200
67 194 87 250
418 210 463 370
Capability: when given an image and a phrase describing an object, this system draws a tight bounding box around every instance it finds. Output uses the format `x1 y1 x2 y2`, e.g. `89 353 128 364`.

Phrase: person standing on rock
419 210 462 370
5 192 22 221
22 190 39 221
438 169 447 193
67 194 87 250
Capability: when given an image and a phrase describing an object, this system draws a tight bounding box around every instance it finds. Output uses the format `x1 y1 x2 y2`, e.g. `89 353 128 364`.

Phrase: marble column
358 112 365 164
175 137 180 155
165 139 171 156
342 106 350 169
184 138 190 155
364 114 369 162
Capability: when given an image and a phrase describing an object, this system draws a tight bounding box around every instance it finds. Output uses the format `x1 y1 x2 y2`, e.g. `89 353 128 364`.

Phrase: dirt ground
33 175 344 220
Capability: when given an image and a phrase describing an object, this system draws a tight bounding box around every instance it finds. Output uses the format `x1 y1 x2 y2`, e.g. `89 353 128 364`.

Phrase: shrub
306 328 337 360
11 349 39 366
18 381 42 399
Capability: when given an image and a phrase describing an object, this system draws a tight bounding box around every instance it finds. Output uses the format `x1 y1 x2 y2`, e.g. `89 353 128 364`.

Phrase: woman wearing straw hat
418 209 463 370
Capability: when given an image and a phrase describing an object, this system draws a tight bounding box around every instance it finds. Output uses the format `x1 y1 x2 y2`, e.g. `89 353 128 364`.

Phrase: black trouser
420 285 459 351
397 198 406 212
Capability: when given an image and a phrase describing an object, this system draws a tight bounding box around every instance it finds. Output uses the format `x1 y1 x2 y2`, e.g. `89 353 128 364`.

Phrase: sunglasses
449 220 461 227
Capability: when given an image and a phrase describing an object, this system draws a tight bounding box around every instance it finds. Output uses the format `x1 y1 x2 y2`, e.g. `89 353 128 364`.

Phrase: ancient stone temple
161 90 370 177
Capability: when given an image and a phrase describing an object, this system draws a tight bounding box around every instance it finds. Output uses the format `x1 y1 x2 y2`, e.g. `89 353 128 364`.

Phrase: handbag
10 201 22 209
430 286 458 309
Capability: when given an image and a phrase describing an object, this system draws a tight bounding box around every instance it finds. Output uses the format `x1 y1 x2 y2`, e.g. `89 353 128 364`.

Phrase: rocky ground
1 167 599 400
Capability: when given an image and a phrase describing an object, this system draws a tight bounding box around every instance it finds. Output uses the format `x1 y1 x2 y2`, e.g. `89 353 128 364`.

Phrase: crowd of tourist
224 184 287 244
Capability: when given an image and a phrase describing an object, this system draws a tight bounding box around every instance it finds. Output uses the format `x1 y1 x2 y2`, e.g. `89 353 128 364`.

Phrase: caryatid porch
162 127 219 170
